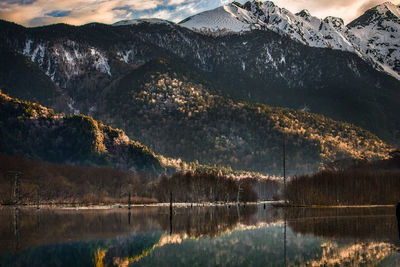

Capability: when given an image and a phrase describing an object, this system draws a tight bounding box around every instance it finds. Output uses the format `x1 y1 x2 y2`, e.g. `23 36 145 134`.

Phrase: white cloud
167 0 188 6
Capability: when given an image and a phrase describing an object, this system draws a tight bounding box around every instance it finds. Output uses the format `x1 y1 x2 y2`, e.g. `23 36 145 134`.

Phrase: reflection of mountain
306 242 395 267
1 206 400 266
0 231 162 267
0 206 261 253
0 207 162 253
132 226 398 267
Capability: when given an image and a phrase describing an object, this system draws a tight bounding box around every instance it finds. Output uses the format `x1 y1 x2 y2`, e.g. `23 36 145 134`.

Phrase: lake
0 205 399 266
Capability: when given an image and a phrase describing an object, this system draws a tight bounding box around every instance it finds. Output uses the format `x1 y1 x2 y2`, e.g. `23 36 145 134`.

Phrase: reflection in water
286 207 399 244
397 202 400 239
13 208 19 252
283 213 287 267
0 206 399 266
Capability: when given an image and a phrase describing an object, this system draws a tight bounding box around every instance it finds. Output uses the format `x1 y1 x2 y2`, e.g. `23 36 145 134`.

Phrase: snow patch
23 39 33 55
67 98 80 115
89 48 111 76
180 6 251 33
119 50 132 63
64 49 74 65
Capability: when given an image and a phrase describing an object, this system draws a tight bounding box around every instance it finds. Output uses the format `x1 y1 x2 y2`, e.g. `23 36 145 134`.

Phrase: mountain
0 91 162 173
95 58 392 175
0 61 392 176
1 16 399 144
0 2 399 174
180 1 400 80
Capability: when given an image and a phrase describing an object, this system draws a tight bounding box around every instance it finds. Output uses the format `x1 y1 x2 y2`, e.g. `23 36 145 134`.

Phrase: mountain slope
0 19 399 146
347 2 400 78
180 1 400 80
0 7 399 175
0 63 392 176
92 59 391 175
0 91 162 173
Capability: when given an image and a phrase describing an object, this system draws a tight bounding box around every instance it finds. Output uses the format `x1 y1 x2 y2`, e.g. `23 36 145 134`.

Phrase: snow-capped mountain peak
179 0 400 80
349 2 399 28
179 4 251 34
347 2 400 80
181 0 354 50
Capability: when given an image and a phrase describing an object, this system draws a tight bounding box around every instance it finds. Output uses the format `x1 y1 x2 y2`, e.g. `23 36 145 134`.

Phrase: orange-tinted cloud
0 0 399 27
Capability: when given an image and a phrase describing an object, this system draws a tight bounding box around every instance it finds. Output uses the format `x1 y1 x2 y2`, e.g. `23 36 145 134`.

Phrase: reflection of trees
0 207 162 253
286 207 400 245
0 206 261 253
2 206 400 266
2 206 399 254
157 206 258 238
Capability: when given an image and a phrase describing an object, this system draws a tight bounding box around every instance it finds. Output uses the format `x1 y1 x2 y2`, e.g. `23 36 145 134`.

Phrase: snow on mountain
180 1 400 80
347 2 400 80
180 1 354 51
179 5 251 34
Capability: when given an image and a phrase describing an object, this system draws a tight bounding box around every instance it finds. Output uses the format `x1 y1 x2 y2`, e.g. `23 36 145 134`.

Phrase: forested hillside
0 91 162 173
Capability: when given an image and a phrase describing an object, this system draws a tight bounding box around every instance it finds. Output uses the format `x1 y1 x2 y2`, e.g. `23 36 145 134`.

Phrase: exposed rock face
181 1 400 81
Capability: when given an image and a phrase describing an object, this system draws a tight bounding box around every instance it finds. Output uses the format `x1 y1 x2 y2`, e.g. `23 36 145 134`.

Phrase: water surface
0 205 399 266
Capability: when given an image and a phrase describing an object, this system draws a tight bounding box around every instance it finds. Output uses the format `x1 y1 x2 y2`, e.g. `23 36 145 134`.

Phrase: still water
0 205 399 266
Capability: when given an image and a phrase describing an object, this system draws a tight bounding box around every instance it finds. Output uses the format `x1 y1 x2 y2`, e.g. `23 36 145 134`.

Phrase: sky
0 0 399 27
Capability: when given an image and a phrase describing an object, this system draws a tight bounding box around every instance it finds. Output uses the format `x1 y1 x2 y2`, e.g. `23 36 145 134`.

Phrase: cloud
0 0 399 27
4 0 36 4
0 0 164 26
167 0 187 5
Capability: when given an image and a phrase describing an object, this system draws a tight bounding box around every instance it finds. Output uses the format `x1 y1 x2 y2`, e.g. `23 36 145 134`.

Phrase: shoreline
0 201 396 210
0 201 282 210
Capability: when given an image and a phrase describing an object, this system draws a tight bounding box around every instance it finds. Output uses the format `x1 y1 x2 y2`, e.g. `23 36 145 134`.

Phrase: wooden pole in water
283 134 287 203
14 207 19 252
237 183 242 206
128 192 131 225
284 213 287 267
14 173 20 207
396 202 400 239
169 191 173 235
36 188 40 210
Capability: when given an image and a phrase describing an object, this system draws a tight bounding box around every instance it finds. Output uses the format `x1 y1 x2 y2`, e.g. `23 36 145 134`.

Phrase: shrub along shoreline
285 152 400 206
0 155 280 206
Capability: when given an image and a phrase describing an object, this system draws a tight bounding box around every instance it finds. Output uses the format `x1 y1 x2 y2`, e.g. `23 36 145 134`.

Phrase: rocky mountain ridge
180 1 400 80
